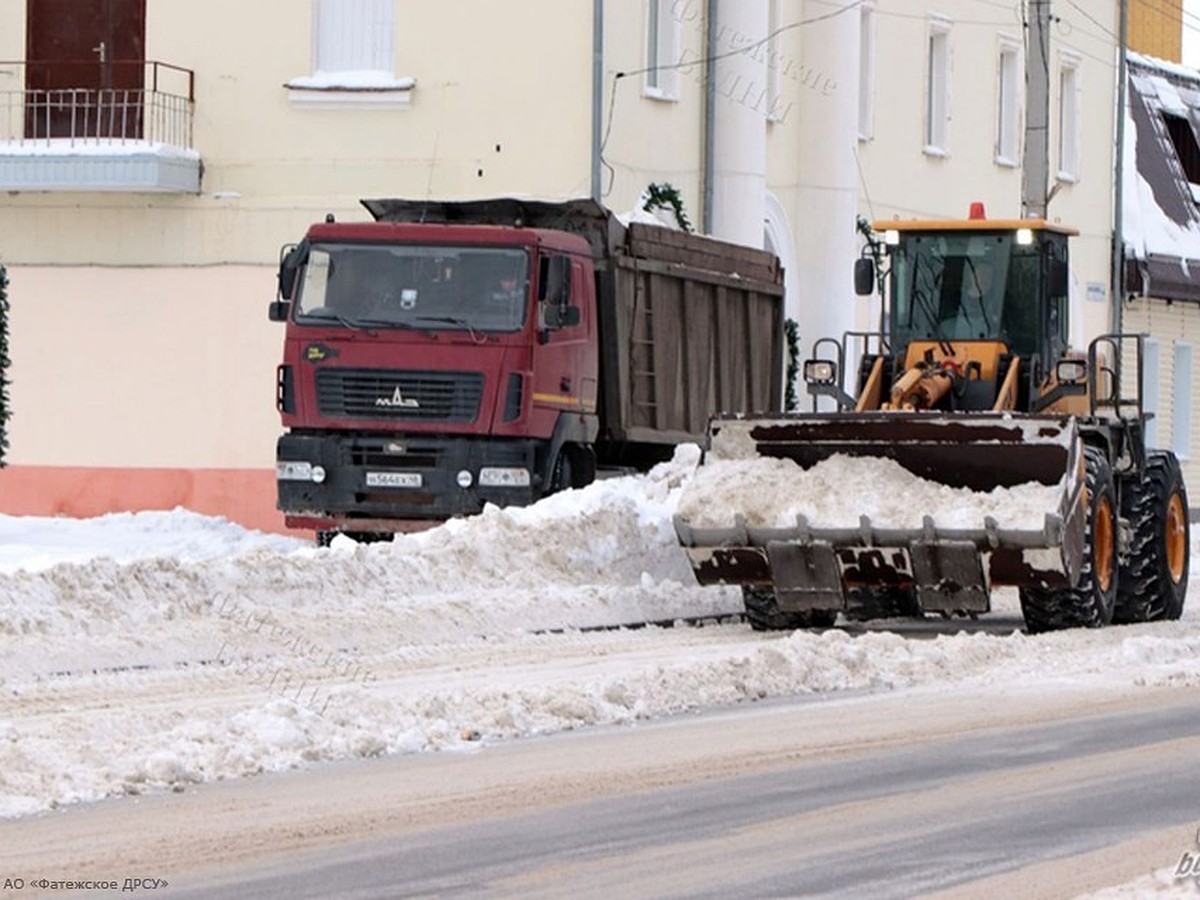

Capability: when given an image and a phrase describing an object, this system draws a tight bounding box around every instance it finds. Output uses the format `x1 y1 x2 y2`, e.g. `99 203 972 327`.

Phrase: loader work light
1056 358 1088 385
804 360 838 384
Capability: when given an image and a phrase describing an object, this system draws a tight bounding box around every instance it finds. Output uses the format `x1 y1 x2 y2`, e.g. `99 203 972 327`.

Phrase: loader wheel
843 586 923 621
1114 451 1190 623
1019 446 1118 633
741 586 837 631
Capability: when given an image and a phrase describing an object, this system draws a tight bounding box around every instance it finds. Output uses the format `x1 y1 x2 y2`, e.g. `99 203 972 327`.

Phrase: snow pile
0 508 306 574
0 443 1196 820
675 453 1063 529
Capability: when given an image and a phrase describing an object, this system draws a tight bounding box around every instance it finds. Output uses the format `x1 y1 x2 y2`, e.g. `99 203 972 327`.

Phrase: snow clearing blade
673 413 1088 616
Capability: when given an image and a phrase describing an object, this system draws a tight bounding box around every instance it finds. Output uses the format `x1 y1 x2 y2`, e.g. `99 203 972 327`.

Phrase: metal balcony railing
0 60 194 149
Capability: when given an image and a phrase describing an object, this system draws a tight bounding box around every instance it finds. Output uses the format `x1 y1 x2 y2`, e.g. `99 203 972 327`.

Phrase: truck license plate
365 471 423 488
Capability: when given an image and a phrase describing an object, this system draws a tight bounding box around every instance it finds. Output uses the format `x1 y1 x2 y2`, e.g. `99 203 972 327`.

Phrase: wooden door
25 0 146 139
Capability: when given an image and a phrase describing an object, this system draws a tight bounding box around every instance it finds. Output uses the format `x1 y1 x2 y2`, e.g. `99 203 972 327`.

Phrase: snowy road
1 450 1199 896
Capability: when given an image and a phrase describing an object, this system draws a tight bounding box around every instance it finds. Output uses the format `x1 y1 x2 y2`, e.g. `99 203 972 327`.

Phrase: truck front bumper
276 432 544 529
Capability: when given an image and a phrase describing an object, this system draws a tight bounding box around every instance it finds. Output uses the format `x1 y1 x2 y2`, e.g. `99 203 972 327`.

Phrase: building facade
0 0 1123 530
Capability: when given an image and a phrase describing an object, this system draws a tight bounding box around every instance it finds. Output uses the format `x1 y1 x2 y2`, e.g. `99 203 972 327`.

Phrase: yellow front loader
674 211 1189 632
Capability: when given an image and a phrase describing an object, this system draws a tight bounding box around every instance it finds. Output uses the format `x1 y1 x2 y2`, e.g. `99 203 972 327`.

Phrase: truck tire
742 586 837 631
843 586 922 621
551 445 597 492
1114 451 1190 623
1019 445 1118 633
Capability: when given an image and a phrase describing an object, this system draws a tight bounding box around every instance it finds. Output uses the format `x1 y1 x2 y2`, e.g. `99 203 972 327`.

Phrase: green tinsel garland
642 182 694 233
784 317 800 412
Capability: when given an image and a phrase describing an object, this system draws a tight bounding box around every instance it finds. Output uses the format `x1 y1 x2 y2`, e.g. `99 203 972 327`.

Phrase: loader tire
843 586 923 621
742 586 837 631
1019 446 1118 633
1113 451 1190 623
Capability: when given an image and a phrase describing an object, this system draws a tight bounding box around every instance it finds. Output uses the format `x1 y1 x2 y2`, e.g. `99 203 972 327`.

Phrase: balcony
0 60 199 193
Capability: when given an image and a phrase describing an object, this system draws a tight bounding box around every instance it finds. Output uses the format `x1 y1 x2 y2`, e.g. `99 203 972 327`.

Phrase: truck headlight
479 467 532 487
311 465 326 484
277 461 313 482
456 469 474 488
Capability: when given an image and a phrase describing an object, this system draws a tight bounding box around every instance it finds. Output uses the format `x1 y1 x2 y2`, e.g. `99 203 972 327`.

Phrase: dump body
274 198 783 535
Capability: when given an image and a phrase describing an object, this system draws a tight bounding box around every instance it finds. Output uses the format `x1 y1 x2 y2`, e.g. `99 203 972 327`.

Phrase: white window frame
995 36 1021 166
1143 337 1160 449
924 17 952 156
1057 52 1082 182
645 0 682 101
858 3 876 141
286 0 413 108
1173 342 1193 459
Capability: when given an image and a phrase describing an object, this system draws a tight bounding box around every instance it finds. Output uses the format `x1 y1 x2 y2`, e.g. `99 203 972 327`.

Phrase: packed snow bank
0 444 1197 820
0 508 307 574
675 453 1064 529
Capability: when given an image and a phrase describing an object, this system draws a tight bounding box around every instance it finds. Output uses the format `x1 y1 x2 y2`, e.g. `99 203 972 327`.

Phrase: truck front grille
315 369 484 422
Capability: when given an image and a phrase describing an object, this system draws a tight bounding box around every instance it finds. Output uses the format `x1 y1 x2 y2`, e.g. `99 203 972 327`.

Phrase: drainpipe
1112 0 1128 333
591 0 605 202
702 0 718 233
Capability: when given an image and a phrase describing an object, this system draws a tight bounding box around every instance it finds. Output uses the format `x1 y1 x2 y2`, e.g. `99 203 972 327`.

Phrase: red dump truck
269 197 784 541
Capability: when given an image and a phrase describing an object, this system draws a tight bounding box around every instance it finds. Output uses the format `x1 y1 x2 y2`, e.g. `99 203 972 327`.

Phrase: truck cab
272 220 599 536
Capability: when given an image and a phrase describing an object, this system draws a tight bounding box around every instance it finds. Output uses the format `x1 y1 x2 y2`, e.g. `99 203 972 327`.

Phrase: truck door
530 255 598 429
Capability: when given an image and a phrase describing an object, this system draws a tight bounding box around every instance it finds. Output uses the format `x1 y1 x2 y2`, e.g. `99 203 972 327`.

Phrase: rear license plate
365 471 423 488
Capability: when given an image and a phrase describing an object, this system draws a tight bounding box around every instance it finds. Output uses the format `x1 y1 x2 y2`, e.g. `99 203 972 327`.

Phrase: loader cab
882 222 1072 377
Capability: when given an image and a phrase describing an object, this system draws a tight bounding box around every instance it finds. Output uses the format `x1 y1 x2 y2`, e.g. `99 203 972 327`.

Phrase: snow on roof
1124 53 1200 300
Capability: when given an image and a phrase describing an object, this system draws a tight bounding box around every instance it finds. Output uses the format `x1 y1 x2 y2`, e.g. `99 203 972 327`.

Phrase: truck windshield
293 243 530 333
890 232 1041 357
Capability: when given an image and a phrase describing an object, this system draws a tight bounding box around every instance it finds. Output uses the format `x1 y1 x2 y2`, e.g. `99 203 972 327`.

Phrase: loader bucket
674 413 1088 616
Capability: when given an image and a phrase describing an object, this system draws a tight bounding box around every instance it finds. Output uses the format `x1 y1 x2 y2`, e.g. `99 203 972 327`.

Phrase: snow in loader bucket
673 413 1088 615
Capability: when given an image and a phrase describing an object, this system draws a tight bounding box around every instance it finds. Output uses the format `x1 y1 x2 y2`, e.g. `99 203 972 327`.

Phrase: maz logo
375 387 420 409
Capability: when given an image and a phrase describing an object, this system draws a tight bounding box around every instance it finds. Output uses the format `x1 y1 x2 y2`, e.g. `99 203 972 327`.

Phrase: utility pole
1022 0 1052 218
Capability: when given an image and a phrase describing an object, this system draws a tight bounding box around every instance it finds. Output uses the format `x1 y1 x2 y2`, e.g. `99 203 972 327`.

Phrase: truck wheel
1019 446 1118 633
316 531 336 547
1114 451 1190 623
843 586 922 621
550 445 596 492
742 586 837 631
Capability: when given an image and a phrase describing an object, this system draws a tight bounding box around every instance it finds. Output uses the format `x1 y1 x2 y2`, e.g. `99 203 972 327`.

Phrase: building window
996 38 1020 165
645 0 681 100
1162 112 1200 198
286 0 412 107
925 19 951 155
1057 55 1081 181
859 4 876 141
1173 342 1193 459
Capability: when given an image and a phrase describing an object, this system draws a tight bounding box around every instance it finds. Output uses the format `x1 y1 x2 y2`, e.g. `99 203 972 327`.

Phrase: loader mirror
854 258 876 296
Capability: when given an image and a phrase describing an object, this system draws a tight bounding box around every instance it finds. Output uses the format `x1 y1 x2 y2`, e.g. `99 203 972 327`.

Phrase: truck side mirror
854 258 875 296
544 304 581 328
268 300 291 322
278 242 306 301
538 255 571 305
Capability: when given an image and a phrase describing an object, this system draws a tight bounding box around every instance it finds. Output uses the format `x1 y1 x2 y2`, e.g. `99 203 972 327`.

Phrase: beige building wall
0 0 1125 531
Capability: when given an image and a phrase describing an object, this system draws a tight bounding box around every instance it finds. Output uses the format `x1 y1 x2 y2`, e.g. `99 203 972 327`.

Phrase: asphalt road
24 685 1186 900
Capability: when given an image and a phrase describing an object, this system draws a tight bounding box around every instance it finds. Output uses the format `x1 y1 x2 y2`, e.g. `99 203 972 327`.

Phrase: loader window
293 243 531 333
890 231 1044 360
